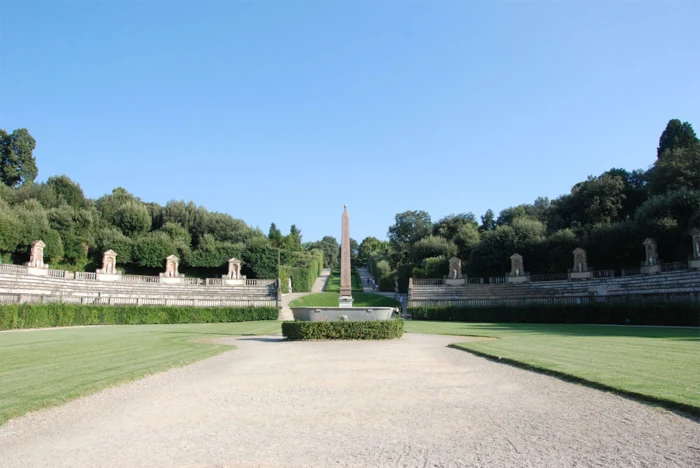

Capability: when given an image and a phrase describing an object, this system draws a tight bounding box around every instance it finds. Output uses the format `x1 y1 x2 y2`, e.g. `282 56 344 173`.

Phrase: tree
388 210 432 262
657 119 699 158
268 223 283 246
0 128 38 187
480 209 496 232
113 201 151 237
47 175 86 209
307 236 339 269
357 236 388 265
647 147 700 195
412 235 458 264
432 213 477 240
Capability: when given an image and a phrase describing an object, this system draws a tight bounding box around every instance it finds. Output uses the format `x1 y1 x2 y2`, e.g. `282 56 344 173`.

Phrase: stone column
690 229 700 269
339 205 353 307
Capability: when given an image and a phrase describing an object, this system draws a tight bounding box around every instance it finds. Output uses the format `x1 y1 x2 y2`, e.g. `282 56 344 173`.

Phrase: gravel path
1 333 698 467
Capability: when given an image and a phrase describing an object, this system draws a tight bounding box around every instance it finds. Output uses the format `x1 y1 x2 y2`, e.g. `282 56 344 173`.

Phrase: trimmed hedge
282 319 404 340
408 303 700 326
0 303 279 330
243 246 280 279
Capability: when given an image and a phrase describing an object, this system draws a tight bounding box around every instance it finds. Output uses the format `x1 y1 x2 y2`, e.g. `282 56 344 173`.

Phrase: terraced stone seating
409 269 700 306
0 269 279 308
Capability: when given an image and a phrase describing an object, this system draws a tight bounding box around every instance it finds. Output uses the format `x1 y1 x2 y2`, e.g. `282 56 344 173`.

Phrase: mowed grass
0 321 282 425
290 292 400 308
406 321 700 413
325 269 363 292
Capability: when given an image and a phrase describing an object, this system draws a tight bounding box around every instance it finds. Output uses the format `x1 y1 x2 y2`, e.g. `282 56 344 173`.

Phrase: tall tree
0 128 38 187
479 209 496 232
388 210 432 263
268 222 282 246
657 119 699 158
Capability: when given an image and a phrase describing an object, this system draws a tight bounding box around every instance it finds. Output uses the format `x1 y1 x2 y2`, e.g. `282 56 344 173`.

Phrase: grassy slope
405 321 700 413
290 292 400 308
325 270 363 292
0 321 281 424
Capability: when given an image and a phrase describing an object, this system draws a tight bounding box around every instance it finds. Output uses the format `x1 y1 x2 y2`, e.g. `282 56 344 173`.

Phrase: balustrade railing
206 278 223 286
488 276 506 284
48 269 67 278
246 279 277 286
621 266 643 277
593 269 615 278
466 277 484 285
0 264 29 275
121 274 161 283
412 278 445 286
75 272 97 280
662 262 688 272
530 273 568 282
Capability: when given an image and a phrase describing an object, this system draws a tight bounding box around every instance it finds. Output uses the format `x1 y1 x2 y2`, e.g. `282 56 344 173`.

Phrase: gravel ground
1 333 698 467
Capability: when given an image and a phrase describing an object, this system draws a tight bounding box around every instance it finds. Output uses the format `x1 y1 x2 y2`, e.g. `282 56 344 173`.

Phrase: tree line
359 119 700 292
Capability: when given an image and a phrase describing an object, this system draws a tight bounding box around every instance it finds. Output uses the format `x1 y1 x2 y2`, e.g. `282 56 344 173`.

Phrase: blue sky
1 1 698 243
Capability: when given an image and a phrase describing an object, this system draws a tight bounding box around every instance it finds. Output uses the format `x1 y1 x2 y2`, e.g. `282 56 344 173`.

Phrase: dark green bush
243 246 280 279
408 303 699 326
0 304 279 330
282 319 404 340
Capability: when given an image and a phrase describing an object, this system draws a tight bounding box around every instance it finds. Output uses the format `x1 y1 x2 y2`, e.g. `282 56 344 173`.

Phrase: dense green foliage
0 303 279 330
289 292 400 308
279 249 323 293
405 321 700 414
408 302 699 326
0 321 282 424
282 319 404 340
359 119 700 284
0 128 37 188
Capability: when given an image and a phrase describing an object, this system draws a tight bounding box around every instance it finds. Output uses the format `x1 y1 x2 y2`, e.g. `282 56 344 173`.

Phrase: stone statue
515 268 520 277
452 268 458 279
288 277 292 293
578 262 582 272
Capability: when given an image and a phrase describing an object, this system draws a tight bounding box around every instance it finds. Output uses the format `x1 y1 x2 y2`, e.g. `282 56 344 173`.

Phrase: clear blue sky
2 1 699 243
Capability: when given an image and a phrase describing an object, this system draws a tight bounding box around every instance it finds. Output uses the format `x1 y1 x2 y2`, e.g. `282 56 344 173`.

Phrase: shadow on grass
448 343 700 421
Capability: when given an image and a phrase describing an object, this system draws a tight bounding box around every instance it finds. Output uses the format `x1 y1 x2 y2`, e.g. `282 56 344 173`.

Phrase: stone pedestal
642 264 661 275
445 278 465 286
161 276 185 285
568 271 593 280
689 259 700 270
96 273 122 282
223 278 246 286
507 275 529 284
26 266 49 277
338 296 354 308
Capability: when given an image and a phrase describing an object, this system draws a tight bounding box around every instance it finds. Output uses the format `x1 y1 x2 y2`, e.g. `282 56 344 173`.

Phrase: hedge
0 303 279 330
282 319 404 340
408 303 700 326
243 246 280 279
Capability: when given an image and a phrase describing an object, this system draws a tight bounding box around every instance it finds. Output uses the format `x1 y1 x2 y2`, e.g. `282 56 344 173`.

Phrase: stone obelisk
339 205 353 307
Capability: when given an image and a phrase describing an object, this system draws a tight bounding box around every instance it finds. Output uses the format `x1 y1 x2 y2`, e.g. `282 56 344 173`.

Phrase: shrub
0 304 279 330
282 319 404 340
408 302 699 326
243 245 280 279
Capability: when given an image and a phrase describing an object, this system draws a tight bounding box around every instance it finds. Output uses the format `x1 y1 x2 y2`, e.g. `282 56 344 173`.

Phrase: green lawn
325 269 363 292
406 321 700 413
0 321 281 425
290 292 400 308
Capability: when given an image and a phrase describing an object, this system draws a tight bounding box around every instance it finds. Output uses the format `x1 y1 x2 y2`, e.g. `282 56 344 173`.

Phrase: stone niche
641 238 661 274
507 253 529 284
689 229 700 270
25 240 49 276
160 254 184 283
96 250 121 281
222 257 246 285
569 247 593 280
446 257 465 285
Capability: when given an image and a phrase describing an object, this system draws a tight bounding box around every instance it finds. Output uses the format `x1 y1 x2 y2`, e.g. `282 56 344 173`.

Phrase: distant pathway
358 267 408 316
278 268 331 321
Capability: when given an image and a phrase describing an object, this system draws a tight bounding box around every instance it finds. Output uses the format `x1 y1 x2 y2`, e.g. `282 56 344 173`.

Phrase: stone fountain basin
291 307 394 322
